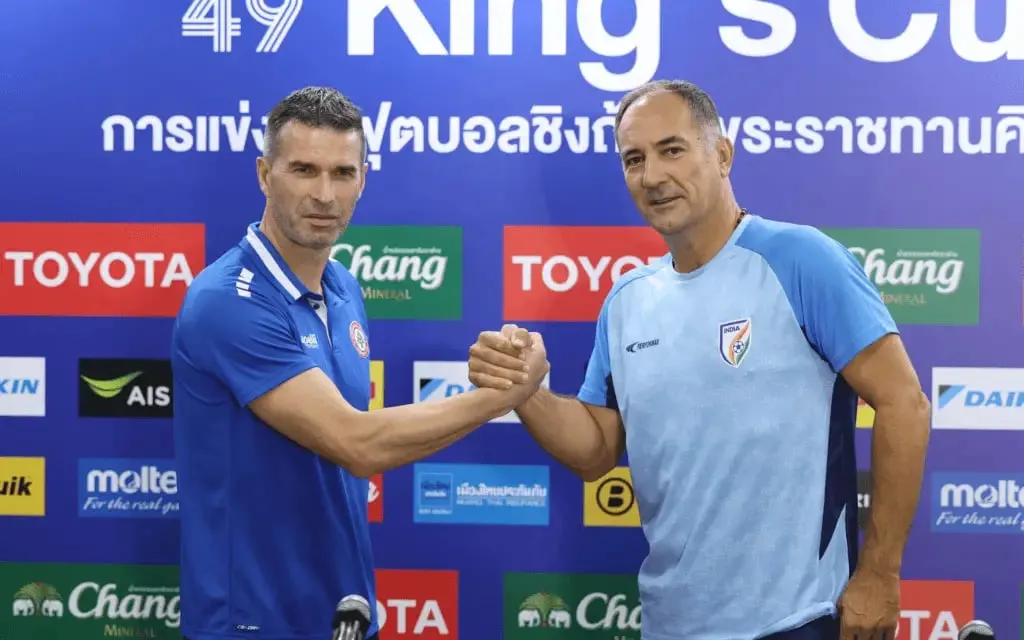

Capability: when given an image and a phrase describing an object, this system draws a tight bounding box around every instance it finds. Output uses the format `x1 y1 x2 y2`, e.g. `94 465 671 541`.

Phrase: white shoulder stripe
245 227 302 300
234 267 253 298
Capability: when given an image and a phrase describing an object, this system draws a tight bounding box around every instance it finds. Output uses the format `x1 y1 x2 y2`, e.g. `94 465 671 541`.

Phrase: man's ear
716 135 735 178
256 156 270 196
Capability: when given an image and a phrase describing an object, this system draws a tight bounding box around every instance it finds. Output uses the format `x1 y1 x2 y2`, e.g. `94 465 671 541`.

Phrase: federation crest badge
349 320 370 358
719 318 751 368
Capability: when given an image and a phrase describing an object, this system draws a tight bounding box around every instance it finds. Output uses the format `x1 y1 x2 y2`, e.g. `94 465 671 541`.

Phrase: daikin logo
931 367 1024 431
414 361 549 424
936 384 1024 410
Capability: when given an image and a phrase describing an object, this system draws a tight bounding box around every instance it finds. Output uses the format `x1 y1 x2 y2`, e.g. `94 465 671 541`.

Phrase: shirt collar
241 222 347 303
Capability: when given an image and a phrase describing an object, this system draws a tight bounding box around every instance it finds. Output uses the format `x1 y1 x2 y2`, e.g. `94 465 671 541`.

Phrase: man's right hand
469 324 549 404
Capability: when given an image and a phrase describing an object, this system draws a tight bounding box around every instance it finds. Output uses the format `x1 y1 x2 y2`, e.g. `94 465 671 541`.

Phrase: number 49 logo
182 0 302 53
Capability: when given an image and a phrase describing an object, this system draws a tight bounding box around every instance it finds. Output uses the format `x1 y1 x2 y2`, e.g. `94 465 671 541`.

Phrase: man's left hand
838 567 900 640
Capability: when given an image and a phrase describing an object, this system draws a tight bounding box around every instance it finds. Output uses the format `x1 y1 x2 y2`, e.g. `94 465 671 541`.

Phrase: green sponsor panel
503 572 640 639
819 228 980 325
330 225 463 319
0 562 180 640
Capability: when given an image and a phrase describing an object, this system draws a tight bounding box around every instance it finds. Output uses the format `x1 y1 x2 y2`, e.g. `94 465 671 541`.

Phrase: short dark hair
615 80 722 139
263 86 365 160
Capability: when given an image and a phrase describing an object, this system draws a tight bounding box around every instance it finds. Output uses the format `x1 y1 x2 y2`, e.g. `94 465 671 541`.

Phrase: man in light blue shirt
469 81 931 640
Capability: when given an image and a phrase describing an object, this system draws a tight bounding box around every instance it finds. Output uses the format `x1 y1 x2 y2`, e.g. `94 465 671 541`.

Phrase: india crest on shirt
719 318 751 367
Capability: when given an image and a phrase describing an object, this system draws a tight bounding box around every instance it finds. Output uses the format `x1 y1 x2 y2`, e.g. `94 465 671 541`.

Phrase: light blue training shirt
577 214 898 640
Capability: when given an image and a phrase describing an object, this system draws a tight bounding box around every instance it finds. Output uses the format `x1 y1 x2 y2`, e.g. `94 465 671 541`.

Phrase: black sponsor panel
78 359 172 418
856 470 872 531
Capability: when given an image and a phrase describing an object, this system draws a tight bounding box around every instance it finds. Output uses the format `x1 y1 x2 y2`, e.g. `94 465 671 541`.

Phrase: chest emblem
349 320 370 358
719 318 752 368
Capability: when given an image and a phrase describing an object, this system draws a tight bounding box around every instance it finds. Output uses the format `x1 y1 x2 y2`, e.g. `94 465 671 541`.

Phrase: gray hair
615 80 723 141
263 86 365 160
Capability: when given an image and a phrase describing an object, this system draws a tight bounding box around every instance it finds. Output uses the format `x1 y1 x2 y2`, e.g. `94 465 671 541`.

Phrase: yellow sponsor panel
857 397 875 428
0 456 46 516
370 360 384 410
583 466 640 527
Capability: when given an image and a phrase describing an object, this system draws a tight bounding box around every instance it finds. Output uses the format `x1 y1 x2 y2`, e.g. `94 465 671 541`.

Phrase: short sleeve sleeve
179 289 318 406
577 301 617 410
795 233 899 372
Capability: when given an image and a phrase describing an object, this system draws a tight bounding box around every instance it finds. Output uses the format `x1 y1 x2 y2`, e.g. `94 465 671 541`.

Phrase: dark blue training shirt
172 222 377 640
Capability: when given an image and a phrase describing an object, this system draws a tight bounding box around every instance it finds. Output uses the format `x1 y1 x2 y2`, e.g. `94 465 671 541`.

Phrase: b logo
596 477 634 516
583 466 640 527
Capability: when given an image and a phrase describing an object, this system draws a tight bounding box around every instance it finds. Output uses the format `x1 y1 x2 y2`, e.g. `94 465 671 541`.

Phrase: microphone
331 594 372 640
959 620 994 640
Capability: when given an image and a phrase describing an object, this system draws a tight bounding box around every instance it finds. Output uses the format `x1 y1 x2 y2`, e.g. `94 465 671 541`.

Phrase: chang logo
12 582 64 618
517 592 571 629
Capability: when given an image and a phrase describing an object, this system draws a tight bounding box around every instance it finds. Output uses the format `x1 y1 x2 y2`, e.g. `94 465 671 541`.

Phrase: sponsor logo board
583 466 640 528
0 222 205 318
78 359 173 418
331 226 463 320
414 463 549 525
503 226 665 322
413 361 550 423
0 357 46 417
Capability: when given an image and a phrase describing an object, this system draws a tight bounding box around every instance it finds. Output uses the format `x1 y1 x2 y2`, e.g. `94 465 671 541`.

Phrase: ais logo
857 470 872 530
78 359 172 418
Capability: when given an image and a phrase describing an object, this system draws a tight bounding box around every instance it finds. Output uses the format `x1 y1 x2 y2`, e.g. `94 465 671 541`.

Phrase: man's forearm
516 388 616 479
861 390 931 574
355 389 515 476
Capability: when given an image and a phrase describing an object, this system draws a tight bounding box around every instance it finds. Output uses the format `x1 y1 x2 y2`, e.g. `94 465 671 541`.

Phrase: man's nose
641 158 669 189
311 174 333 204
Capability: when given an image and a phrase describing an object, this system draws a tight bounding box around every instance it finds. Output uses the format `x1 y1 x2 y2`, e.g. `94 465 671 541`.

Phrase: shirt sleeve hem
830 325 900 373
237 361 319 407
577 385 608 408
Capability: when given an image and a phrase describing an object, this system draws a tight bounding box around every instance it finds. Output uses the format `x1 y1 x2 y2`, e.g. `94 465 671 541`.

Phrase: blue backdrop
2 1 1022 638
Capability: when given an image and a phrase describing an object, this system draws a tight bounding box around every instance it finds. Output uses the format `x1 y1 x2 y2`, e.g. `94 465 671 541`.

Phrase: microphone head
959 620 994 640
336 594 372 621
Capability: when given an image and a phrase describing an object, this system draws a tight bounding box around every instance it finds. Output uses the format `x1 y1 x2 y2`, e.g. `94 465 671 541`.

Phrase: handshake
468 324 550 408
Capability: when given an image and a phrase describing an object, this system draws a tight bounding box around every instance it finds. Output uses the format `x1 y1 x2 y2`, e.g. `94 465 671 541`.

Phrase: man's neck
259 217 329 295
666 197 743 274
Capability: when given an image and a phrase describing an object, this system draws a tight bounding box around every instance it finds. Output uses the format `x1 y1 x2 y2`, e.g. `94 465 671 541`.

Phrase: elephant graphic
12 597 34 616
517 592 573 629
41 598 64 617
11 581 64 619
548 609 571 628
518 608 542 627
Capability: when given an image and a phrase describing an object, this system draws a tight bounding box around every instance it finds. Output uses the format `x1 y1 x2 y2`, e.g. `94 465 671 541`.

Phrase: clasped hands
468 324 549 407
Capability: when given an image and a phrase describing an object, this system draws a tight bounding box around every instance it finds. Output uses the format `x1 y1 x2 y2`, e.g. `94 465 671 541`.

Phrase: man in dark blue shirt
171 87 548 640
